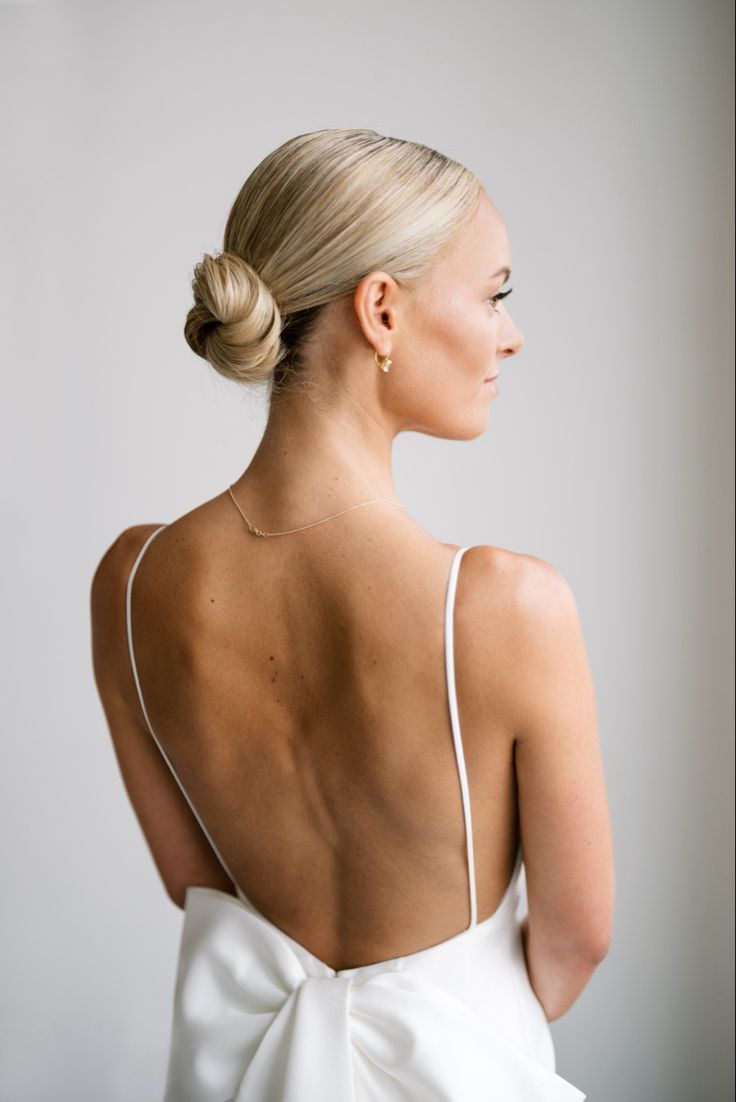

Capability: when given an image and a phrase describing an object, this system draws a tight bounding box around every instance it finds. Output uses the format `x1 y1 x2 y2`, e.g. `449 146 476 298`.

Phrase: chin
460 420 488 442
421 415 489 442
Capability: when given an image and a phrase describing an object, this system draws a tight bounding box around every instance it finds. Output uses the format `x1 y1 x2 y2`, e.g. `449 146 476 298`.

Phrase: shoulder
89 525 168 697
454 544 580 657
451 545 584 728
456 543 574 611
90 525 168 611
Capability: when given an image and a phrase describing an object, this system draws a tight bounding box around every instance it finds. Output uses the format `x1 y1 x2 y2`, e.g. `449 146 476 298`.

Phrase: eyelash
486 287 513 310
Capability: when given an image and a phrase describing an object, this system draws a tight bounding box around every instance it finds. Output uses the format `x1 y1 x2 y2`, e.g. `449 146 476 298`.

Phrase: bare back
124 492 522 972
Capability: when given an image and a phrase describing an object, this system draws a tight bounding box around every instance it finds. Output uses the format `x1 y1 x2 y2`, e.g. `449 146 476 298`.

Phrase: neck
231 386 403 529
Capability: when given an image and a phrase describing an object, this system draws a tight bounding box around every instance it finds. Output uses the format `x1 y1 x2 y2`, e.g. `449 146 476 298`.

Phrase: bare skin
91 194 614 989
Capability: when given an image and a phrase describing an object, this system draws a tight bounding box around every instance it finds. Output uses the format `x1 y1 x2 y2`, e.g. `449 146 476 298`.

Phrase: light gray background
1 1 733 1099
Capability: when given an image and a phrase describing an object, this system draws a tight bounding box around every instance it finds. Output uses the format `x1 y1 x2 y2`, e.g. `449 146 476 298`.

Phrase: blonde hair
184 128 484 397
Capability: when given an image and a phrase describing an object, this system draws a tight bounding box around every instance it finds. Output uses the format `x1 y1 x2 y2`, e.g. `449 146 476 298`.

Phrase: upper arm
89 527 235 907
501 553 615 958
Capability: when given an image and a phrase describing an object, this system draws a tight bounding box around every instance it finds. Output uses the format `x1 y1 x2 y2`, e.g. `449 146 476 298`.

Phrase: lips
483 374 498 382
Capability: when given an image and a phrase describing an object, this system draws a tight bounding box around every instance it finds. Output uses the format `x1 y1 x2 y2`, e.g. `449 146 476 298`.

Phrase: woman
90 128 614 1101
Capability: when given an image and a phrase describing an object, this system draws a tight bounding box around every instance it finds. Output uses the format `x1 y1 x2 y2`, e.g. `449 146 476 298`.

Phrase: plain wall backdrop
1 1 733 1099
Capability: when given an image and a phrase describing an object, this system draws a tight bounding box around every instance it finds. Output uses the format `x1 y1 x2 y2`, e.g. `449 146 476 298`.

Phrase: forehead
463 193 509 263
434 193 510 280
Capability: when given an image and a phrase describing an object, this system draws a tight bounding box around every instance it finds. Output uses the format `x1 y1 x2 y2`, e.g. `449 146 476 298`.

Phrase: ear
351 270 399 354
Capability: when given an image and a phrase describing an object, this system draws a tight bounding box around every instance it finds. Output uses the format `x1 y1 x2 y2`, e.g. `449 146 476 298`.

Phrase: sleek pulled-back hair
184 128 484 398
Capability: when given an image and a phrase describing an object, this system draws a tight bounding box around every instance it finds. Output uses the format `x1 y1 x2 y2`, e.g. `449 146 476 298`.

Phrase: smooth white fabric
126 531 587 1101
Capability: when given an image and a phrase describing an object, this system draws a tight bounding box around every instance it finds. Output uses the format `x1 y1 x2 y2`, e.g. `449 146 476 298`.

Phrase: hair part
184 128 484 400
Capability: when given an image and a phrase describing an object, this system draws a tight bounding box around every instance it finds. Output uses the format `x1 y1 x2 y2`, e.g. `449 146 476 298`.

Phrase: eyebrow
488 267 512 282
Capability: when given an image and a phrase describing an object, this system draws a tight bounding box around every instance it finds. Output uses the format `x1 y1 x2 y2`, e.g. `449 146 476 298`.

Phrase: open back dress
126 527 587 1101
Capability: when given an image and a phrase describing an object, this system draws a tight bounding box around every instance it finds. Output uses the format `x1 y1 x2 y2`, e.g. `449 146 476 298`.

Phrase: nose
498 311 524 359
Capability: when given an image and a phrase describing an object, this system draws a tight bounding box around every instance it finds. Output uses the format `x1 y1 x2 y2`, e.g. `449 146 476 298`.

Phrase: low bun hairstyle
184 252 282 384
184 128 484 396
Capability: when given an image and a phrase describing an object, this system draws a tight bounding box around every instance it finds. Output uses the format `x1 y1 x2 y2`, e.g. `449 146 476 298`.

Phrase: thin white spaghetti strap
125 527 167 742
444 546 478 929
125 525 241 893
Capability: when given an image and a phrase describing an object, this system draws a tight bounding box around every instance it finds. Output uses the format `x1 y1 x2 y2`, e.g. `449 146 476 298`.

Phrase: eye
486 286 513 311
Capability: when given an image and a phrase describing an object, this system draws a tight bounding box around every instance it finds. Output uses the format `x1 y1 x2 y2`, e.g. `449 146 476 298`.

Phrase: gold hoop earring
374 350 393 373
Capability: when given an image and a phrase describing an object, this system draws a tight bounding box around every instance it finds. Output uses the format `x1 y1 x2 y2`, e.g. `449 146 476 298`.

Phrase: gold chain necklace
227 484 407 537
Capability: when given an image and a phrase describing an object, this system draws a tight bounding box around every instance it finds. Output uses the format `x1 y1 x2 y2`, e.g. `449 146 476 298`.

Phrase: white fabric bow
163 887 586 1102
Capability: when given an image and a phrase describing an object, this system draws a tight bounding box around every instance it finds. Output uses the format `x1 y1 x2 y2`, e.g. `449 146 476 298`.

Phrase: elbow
165 881 188 910
552 923 612 965
581 927 612 964
574 890 616 963
525 919 612 966
588 903 615 962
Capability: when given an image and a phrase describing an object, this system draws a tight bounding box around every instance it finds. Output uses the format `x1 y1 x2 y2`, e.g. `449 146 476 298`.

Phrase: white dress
126 530 587 1101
